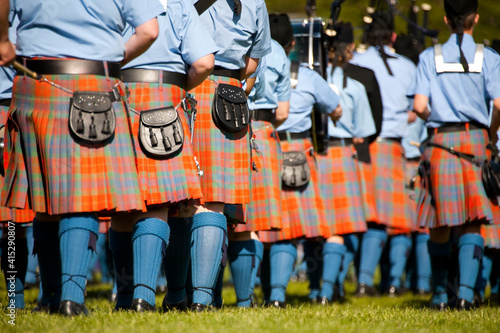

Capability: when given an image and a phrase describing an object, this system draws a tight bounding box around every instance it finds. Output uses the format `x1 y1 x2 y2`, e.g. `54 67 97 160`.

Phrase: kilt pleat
419 129 496 228
234 120 282 232
316 146 367 235
125 82 203 206
259 138 331 243
1 74 145 215
0 105 35 223
356 160 379 223
482 223 500 249
370 140 413 229
190 76 251 205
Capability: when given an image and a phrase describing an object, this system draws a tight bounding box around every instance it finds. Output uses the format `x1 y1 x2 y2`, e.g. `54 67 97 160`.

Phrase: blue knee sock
109 229 133 308
213 265 224 308
250 239 264 297
59 214 99 304
25 226 38 285
33 219 61 307
228 239 256 307
191 212 227 306
1 236 28 308
415 233 431 292
303 240 322 300
338 234 359 297
164 217 192 304
389 235 412 288
320 243 346 301
269 242 297 303
458 234 484 303
428 240 451 305
132 218 170 306
475 253 492 299
359 228 388 286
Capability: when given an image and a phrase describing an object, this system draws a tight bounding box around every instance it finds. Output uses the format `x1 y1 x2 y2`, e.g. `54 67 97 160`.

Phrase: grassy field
265 0 500 47
0 279 498 333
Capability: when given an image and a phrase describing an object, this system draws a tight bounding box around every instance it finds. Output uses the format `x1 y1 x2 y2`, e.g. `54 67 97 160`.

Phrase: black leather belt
0 99 11 107
328 137 354 147
120 68 187 90
16 57 121 79
406 157 420 162
376 137 402 144
428 122 487 136
212 66 241 80
251 109 275 123
277 131 311 141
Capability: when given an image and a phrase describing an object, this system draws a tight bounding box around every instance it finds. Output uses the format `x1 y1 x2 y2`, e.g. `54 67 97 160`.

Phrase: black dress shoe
388 286 406 297
455 298 474 311
130 298 156 312
355 283 379 297
267 300 286 308
319 296 329 306
32 304 59 314
113 304 131 312
162 296 187 312
429 302 447 311
58 300 89 316
190 303 211 312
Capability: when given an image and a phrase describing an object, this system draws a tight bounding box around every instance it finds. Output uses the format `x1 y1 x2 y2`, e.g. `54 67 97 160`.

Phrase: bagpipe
289 0 330 154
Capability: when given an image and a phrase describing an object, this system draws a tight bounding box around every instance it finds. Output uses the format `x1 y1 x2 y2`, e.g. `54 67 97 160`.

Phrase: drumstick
12 61 40 80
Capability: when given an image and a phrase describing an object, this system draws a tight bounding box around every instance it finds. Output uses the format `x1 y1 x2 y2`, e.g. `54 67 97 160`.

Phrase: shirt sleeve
310 70 340 114
409 51 432 97
246 0 271 59
485 49 500 100
180 2 219 66
275 53 291 102
123 0 165 28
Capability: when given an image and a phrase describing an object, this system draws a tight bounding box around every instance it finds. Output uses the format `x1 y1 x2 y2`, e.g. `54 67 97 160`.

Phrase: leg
228 231 256 307
303 239 323 302
269 241 297 307
319 236 345 304
357 225 387 296
428 227 451 310
388 234 412 296
58 213 99 316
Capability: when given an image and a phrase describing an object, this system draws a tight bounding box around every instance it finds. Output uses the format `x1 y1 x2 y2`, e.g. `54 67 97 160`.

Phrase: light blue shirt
196 0 271 70
408 34 500 128
123 0 218 73
277 65 340 133
402 117 427 158
0 10 17 100
11 0 164 61
326 66 376 139
351 45 416 138
248 39 291 111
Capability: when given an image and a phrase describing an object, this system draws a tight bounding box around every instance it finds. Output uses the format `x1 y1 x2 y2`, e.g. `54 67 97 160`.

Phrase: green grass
1 280 498 333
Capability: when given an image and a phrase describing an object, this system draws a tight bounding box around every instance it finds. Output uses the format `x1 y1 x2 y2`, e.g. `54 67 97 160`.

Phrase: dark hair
269 13 294 49
446 11 477 31
328 42 353 68
366 11 394 47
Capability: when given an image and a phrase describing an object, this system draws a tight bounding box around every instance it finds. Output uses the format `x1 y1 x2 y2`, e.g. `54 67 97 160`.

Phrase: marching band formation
0 0 499 316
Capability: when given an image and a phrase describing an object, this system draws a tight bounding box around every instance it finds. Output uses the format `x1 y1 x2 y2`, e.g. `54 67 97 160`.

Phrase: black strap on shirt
194 0 217 15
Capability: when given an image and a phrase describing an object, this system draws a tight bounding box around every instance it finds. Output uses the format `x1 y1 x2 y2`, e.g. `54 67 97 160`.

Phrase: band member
259 13 342 307
109 0 217 312
2 0 163 315
411 0 500 309
351 10 417 296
